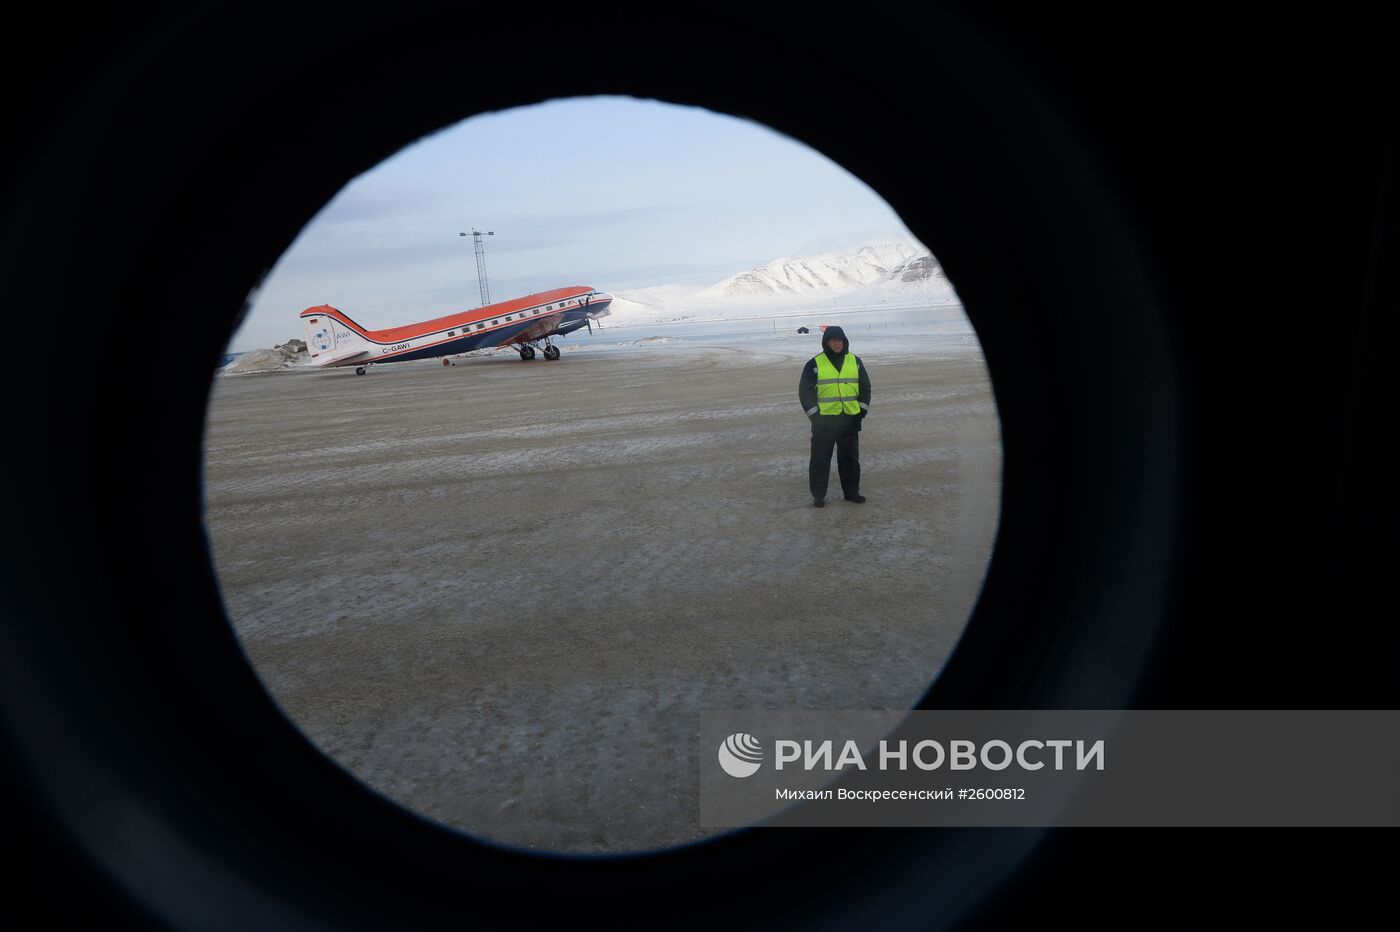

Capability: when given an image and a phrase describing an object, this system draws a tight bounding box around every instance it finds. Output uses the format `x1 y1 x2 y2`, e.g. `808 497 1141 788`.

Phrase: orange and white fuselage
299 286 612 368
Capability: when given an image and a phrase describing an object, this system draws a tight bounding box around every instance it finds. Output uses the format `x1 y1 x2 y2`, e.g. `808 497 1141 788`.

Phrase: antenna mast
459 228 494 307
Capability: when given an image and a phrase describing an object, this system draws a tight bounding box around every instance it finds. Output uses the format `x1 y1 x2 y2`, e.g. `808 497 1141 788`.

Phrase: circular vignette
1 5 1177 931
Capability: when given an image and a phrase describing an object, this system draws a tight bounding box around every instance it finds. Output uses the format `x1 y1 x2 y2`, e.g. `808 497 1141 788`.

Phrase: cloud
483 205 698 251
276 203 698 272
795 225 924 256
313 186 442 225
419 260 732 301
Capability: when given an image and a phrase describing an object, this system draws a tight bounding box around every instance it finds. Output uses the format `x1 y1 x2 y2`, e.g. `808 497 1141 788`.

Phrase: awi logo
718 733 764 778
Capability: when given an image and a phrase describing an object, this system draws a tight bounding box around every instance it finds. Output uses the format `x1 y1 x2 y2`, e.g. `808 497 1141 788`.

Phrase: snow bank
220 338 308 375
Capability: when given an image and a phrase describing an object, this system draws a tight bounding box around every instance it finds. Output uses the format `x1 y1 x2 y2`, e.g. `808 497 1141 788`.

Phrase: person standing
798 325 871 506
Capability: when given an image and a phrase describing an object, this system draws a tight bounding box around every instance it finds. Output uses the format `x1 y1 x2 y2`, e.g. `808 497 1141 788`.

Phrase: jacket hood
821 325 849 354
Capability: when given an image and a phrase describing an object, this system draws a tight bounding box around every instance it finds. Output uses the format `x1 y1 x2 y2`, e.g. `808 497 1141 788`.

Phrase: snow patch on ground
221 339 310 375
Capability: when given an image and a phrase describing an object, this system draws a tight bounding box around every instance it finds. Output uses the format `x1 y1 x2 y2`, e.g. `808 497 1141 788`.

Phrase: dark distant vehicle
299 287 614 374
797 326 810 334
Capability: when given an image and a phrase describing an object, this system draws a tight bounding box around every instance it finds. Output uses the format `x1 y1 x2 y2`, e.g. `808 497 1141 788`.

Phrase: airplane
299 286 613 374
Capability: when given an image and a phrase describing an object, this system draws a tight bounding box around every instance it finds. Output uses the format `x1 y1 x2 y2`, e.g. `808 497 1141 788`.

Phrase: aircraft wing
515 313 568 343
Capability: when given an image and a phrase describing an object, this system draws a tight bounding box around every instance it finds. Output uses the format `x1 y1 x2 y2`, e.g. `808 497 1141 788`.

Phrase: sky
231 95 919 352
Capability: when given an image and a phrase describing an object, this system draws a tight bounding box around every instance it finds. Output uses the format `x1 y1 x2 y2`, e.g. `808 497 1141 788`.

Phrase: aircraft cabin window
475 324 484 330
448 331 455 337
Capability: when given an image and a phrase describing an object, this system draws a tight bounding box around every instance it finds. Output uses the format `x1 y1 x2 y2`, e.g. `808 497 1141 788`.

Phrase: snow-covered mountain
606 283 707 322
609 237 958 324
888 254 945 284
696 239 922 300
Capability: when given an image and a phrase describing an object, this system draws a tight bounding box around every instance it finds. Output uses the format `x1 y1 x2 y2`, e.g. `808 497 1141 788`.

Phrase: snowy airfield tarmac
203 324 1001 853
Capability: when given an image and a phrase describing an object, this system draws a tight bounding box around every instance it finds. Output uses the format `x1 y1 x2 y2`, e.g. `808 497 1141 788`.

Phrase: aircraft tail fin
301 306 372 365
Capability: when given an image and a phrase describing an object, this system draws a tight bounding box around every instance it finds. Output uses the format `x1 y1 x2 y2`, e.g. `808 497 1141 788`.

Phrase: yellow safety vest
814 352 861 415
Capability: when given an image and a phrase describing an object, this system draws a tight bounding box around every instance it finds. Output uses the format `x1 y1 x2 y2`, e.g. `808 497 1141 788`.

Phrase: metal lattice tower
460 229 494 307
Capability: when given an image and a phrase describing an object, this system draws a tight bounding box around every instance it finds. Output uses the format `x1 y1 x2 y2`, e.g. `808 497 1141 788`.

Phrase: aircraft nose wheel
543 345 560 361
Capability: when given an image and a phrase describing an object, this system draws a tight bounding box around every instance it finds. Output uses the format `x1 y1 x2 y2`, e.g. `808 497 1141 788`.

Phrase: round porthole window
204 95 1001 854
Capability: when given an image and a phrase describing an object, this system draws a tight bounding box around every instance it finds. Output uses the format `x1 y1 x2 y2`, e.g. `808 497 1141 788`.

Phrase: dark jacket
797 325 872 432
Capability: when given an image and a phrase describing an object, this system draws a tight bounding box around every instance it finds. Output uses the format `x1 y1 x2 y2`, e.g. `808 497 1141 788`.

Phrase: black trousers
809 421 860 500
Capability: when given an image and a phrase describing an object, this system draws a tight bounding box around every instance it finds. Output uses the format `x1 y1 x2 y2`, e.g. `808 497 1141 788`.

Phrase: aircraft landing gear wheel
355 367 366 375
543 345 560 361
520 345 536 360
